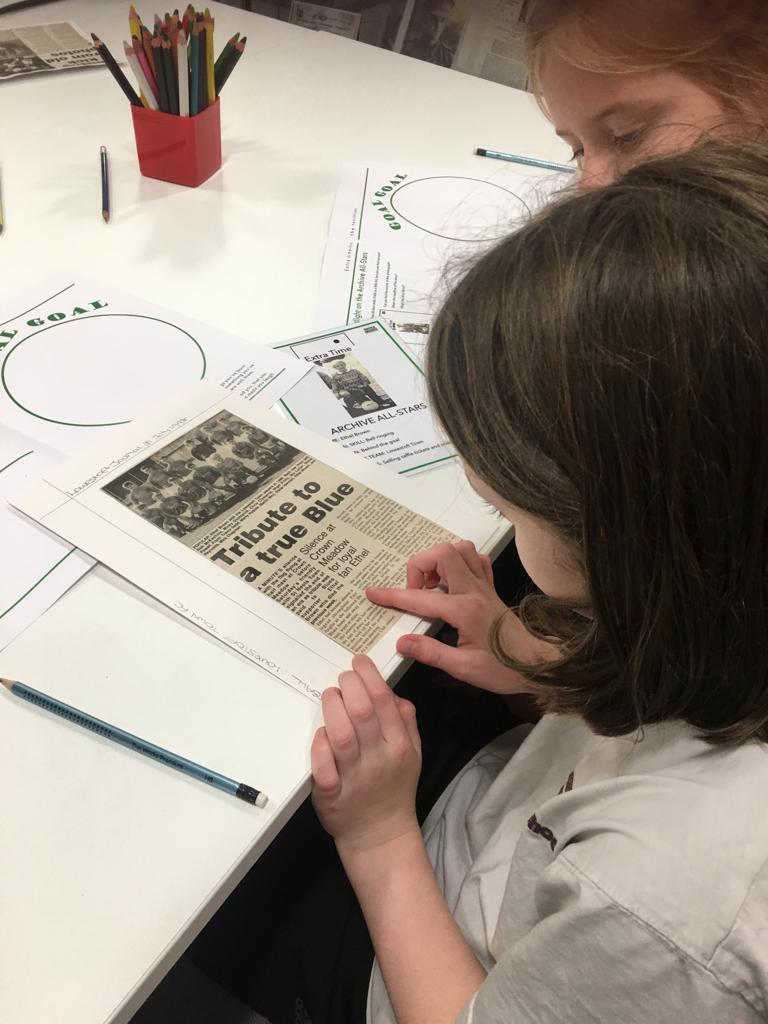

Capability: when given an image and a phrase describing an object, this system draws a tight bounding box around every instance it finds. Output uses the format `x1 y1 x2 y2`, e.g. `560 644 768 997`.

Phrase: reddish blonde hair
521 0 768 117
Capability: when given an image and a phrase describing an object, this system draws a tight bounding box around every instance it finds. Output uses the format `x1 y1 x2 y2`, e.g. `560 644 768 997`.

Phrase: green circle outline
1 313 207 428
390 175 531 242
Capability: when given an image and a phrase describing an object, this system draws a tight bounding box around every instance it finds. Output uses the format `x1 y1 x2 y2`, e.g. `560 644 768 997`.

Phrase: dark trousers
189 539 533 1024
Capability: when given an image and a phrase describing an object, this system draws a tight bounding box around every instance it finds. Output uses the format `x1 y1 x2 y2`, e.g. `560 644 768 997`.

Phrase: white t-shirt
367 714 768 1023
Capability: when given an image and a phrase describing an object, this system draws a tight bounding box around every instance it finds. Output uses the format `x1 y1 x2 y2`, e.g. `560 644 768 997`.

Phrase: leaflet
274 320 453 475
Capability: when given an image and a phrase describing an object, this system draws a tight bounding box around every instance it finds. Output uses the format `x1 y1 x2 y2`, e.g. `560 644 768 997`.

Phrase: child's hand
367 540 549 693
311 654 421 853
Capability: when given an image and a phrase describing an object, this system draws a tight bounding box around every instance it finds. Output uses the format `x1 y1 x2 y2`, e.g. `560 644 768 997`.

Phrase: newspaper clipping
0 23 101 79
103 408 454 652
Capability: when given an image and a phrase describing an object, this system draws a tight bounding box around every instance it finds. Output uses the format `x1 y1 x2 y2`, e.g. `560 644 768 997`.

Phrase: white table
0 5 566 1022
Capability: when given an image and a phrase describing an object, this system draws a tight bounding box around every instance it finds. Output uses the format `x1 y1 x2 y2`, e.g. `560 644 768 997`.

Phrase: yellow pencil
205 9 215 104
128 4 141 40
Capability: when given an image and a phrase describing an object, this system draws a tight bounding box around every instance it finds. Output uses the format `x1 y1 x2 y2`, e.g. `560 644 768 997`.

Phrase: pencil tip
102 211 110 223
1 678 14 689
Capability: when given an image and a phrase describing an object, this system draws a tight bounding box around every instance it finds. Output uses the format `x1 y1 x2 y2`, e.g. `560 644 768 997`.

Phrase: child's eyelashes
479 497 502 516
612 126 647 150
568 127 648 166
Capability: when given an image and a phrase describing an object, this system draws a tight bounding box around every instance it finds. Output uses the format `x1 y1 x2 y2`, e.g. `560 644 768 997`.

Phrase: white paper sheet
0 274 310 456
0 428 93 649
315 161 565 328
0 274 310 649
274 320 454 475
15 383 509 702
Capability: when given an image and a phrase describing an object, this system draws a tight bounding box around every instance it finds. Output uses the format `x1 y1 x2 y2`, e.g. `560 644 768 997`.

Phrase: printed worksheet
0 274 310 648
315 161 566 327
273 320 454 475
0 429 93 649
0 275 309 456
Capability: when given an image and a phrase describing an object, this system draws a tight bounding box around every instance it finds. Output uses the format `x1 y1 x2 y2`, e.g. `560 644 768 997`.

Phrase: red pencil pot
131 98 222 187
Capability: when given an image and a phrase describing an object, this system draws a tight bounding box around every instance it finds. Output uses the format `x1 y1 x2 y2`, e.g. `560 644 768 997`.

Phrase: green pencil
152 35 169 112
162 36 178 114
217 36 245 95
214 31 238 83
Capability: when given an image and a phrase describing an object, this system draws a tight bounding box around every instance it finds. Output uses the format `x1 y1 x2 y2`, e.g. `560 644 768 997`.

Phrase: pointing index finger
367 584 465 625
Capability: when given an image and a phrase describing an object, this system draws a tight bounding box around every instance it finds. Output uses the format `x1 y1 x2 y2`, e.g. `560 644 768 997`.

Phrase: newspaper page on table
314 161 565 328
0 23 100 79
14 383 510 701
273 320 454 475
0 428 93 650
0 274 309 456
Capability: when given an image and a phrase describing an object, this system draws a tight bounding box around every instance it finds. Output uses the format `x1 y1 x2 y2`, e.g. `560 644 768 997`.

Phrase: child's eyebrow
593 99 670 125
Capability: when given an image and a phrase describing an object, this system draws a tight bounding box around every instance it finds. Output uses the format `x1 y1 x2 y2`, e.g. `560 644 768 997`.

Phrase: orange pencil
141 25 157 78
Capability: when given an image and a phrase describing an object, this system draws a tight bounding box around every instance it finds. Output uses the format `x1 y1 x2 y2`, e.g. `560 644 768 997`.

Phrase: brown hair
521 0 768 117
427 141 768 744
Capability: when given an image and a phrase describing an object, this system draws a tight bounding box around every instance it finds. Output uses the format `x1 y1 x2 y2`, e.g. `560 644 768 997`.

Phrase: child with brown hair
314 140 768 1024
184 6 768 1023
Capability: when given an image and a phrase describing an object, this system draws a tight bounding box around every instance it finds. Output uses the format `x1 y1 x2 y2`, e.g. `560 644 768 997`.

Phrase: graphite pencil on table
100 145 110 222
1 677 268 807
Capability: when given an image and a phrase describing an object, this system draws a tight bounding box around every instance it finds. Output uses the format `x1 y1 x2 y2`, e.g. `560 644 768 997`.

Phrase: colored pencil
204 10 215 105
152 34 169 112
197 14 207 113
100 145 110 223
474 148 576 174
216 36 245 95
214 31 238 81
91 33 142 106
189 22 199 116
177 28 189 116
141 24 157 78
128 3 141 40
162 36 178 114
124 42 158 110
133 37 159 103
1 677 268 807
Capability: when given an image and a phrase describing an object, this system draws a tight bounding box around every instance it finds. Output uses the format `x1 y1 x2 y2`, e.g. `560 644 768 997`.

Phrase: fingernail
399 638 415 655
